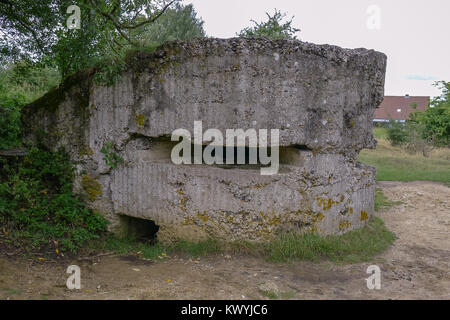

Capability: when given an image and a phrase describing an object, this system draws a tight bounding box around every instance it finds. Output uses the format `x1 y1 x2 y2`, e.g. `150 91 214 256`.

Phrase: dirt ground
1 181 449 300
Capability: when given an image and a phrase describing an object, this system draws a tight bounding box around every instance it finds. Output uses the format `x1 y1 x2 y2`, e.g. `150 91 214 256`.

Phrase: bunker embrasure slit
120 215 159 244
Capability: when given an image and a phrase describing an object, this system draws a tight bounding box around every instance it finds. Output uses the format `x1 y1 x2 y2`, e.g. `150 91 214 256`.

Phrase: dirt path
1 181 449 300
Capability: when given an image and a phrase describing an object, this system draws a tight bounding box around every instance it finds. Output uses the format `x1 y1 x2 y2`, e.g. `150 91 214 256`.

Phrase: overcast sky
184 0 449 98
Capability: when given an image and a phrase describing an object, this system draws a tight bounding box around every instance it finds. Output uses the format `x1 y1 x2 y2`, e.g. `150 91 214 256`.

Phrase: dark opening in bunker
179 143 312 166
120 215 159 244
140 138 313 168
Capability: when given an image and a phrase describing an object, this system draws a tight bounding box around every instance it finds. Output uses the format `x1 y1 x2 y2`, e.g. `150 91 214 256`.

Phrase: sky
183 0 450 98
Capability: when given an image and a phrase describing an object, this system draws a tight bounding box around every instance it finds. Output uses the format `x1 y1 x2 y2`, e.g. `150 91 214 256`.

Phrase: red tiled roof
374 96 429 120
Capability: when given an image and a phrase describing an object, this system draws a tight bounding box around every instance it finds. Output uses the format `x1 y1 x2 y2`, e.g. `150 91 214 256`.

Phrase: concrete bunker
22 37 387 242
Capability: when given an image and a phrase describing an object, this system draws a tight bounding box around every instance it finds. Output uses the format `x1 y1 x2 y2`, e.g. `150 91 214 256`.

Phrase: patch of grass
259 289 296 300
87 235 166 260
358 139 450 184
279 291 296 299
87 217 395 264
2 288 22 296
265 217 395 263
0 148 108 254
373 127 388 140
374 188 402 212
259 289 278 299
88 236 227 260
169 239 223 257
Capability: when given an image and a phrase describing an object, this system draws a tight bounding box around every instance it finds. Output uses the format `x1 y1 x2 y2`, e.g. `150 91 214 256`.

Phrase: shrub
386 120 409 146
404 122 433 157
0 147 108 253
0 62 60 149
0 96 23 150
386 120 435 156
411 81 450 147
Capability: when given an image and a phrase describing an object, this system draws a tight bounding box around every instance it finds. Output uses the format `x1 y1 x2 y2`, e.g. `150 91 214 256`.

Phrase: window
397 108 402 113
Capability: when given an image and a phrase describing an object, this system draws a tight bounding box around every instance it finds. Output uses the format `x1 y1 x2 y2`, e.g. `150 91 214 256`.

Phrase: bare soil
1 181 449 300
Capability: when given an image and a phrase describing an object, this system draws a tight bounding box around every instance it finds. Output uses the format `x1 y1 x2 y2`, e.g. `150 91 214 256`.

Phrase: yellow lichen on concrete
196 211 209 223
135 113 147 127
360 210 368 221
81 174 102 201
339 219 352 230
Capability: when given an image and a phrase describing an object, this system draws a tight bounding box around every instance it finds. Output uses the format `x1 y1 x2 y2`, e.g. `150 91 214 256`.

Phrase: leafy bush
136 3 205 47
0 94 24 150
0 62 60 149
418 104 450 147
414 82 450 147
386 120 409 146
385 81 449 150
386 120 434 156
409 81 450 148
0 148 108 253
404 122 433 157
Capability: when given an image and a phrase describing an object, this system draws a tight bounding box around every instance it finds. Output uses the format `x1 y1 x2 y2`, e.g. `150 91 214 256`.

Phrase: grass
88 236 167 259
265 217 395 263
86 216 395 264
374 188 402 212
1 288 22 296
373 127 388 140
259 289 296 300
259 289 278 299
359 129 450 184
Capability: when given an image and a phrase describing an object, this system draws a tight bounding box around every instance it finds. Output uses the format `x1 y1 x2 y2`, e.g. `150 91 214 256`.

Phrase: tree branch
118 0 177 30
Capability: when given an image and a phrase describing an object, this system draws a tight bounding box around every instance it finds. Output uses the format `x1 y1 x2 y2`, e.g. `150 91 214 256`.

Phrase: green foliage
238 9 300 40
259 289 278 299
100 141 124 169
90 217 394 264
92 2 206 85
386 120 431 156
136 3 205 48
374 188 402 212
412 81 450 147
386 120 409 146
0 0 205 83
0 148 108 253
1 1 174 74
0 94 23 150
89 235 167 260
169 239 223 257
266 217 395 263
373 127 388 140
0 62 60 149
385 81 449 152
358 131 450 184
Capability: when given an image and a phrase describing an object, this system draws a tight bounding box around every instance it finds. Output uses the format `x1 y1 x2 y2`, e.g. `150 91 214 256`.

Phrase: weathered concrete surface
22 37 386 242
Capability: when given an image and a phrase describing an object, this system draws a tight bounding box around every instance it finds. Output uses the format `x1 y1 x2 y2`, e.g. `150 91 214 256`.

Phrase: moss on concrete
81 174 102 201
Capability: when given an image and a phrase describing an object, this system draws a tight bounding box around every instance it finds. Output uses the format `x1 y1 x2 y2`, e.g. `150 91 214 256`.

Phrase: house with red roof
374 95 429 123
